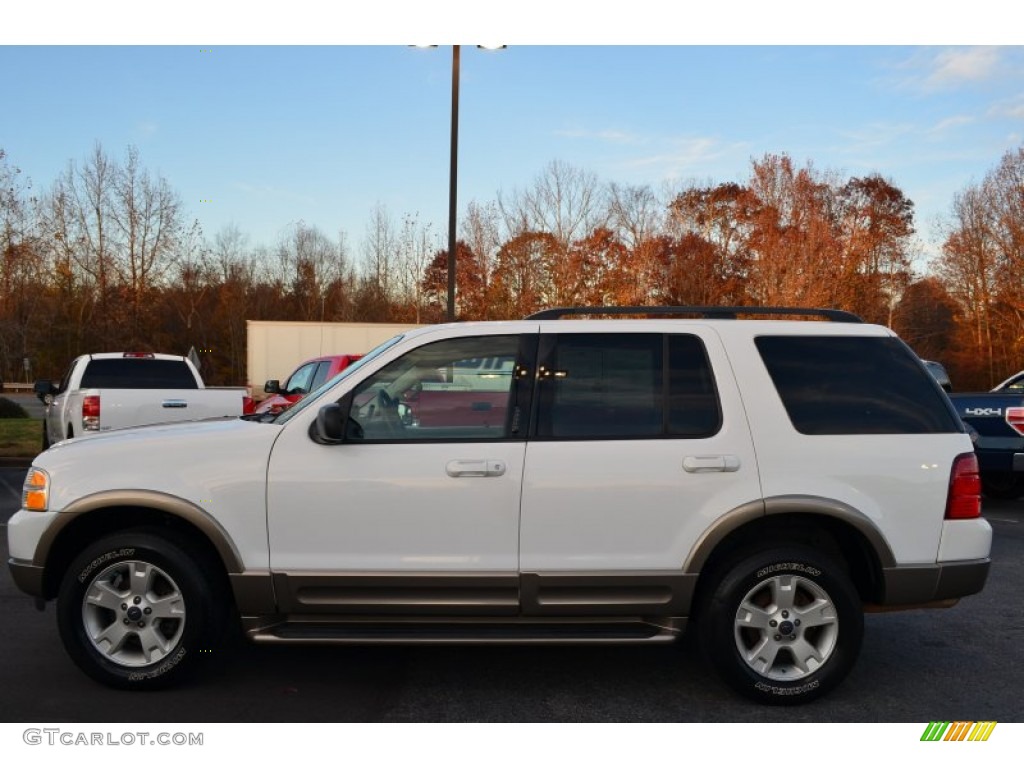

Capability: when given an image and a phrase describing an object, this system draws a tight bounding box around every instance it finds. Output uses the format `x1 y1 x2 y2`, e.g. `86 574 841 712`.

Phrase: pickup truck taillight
1006 407 1024 436
946 453 982 520
82 395 100 431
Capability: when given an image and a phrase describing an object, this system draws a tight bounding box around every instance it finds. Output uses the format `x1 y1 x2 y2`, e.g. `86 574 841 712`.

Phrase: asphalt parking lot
2 392 44 420
2 466 1022 722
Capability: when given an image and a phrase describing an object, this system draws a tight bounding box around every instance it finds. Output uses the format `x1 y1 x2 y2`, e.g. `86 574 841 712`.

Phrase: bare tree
459 201 501 318
609 182 667 305
0 149 46 380
72 144 119 339
112 146 182 343
392 214 436 323
208 225 255 382
362 203 397 307
498 159 606 246
278 222 348 321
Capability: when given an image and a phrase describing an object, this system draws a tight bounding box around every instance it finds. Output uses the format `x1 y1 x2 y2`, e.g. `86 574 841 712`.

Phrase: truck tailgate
100 388 244 429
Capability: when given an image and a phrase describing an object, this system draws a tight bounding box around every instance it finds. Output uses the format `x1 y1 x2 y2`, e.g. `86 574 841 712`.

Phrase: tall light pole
447 45 460 323
417 45 504 321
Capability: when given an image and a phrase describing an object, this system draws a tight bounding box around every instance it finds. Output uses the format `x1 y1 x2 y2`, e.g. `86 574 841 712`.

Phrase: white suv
7 307 992 704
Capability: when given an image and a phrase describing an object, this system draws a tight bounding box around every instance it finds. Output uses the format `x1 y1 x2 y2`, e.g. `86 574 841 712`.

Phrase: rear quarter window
755 336 960 435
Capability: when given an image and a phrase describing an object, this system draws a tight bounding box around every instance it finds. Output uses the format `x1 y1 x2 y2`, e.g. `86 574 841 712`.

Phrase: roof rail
525 306 863 322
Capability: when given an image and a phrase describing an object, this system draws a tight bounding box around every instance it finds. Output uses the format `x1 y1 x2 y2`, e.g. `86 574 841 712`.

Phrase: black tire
57 530 226 690
66 425 73 440
981 472 1024 500
697 547 863 705
42 421 50 450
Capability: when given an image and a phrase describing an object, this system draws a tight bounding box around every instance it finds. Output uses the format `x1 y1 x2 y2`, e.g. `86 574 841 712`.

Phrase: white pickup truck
34 352 252 448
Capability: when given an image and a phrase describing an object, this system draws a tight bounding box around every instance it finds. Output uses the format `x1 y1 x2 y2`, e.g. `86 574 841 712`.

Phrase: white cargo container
247 320 422 395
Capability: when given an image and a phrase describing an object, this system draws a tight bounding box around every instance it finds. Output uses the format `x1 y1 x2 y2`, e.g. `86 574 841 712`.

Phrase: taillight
946 453 982 520
82 395 100 431
1006 407 1024 436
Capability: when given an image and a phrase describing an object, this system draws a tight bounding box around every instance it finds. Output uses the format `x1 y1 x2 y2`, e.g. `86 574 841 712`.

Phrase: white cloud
926 47 1000 88
890 46 1005 92
553 126 746 180
927 115 975 135
621 136 751 181
988 96 1024 120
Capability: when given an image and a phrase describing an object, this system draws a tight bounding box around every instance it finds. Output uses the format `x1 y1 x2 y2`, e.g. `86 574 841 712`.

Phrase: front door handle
162 399 188 409
446 459 507 478
683 455 741 473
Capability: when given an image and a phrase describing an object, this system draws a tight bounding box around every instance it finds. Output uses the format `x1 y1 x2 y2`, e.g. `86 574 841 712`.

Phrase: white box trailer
247 320 422 395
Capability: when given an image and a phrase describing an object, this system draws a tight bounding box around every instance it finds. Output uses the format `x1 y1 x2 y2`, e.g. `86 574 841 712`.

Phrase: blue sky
3 10 1022 269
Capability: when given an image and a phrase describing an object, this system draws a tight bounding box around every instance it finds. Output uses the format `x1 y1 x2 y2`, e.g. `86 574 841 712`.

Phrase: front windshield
272 334 405 425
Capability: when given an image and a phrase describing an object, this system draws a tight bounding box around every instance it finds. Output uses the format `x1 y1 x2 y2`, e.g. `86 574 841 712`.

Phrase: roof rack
526 306 863 322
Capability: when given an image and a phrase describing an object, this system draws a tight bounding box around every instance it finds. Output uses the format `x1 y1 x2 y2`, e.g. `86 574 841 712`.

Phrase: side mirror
33 380 57 404
310 403 346 445
264 379 281 395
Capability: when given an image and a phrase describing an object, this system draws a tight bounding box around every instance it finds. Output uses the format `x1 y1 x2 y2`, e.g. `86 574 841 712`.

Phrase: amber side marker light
23 468 49 512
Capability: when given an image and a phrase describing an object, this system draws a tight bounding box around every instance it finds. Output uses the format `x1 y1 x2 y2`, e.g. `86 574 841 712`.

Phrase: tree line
1 143 1022 390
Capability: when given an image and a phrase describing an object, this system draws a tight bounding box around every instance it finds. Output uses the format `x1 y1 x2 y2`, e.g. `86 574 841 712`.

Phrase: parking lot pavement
0 469 24 505
1 392 44 420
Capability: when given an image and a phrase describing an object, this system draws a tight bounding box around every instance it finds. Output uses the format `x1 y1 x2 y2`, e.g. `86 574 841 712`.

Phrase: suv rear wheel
57 531 224 689
698 547 863 705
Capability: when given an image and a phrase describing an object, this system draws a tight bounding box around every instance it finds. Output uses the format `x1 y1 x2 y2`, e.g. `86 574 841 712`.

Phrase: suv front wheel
56 531 225 689
698 547 863 705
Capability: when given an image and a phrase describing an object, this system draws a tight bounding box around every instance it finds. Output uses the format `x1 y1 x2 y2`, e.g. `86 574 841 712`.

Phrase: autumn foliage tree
3 141 1023 391
933 147 1024 387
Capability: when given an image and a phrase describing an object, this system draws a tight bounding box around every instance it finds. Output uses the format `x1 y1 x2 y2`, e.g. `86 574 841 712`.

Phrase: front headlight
22 467 49 512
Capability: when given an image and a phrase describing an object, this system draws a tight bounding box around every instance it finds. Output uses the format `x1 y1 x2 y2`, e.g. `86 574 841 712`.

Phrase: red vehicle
255 354 362 416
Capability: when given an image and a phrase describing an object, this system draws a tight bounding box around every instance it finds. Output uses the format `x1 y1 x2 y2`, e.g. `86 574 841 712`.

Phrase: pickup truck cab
9 307 991 704
34 352 252 448
255 354 362 416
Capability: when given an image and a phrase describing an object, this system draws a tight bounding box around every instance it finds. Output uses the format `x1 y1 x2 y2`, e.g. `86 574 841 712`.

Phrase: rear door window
534 333 721 439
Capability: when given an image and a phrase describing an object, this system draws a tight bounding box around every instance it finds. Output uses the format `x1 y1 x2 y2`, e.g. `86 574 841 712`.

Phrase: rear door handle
683 455 740 473
162 399 188 408
446 459 507 478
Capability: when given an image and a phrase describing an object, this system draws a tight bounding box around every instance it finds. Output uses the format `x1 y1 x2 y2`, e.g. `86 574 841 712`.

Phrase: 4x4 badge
964 407 1002 417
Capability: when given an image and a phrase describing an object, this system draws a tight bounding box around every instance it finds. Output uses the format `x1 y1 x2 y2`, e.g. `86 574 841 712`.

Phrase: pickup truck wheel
981 472 1024 500
57 532 223 689
42 422 50 450
698 548 863 705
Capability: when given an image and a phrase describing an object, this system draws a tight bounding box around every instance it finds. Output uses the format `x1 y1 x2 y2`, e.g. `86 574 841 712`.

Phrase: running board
246 616 686 645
